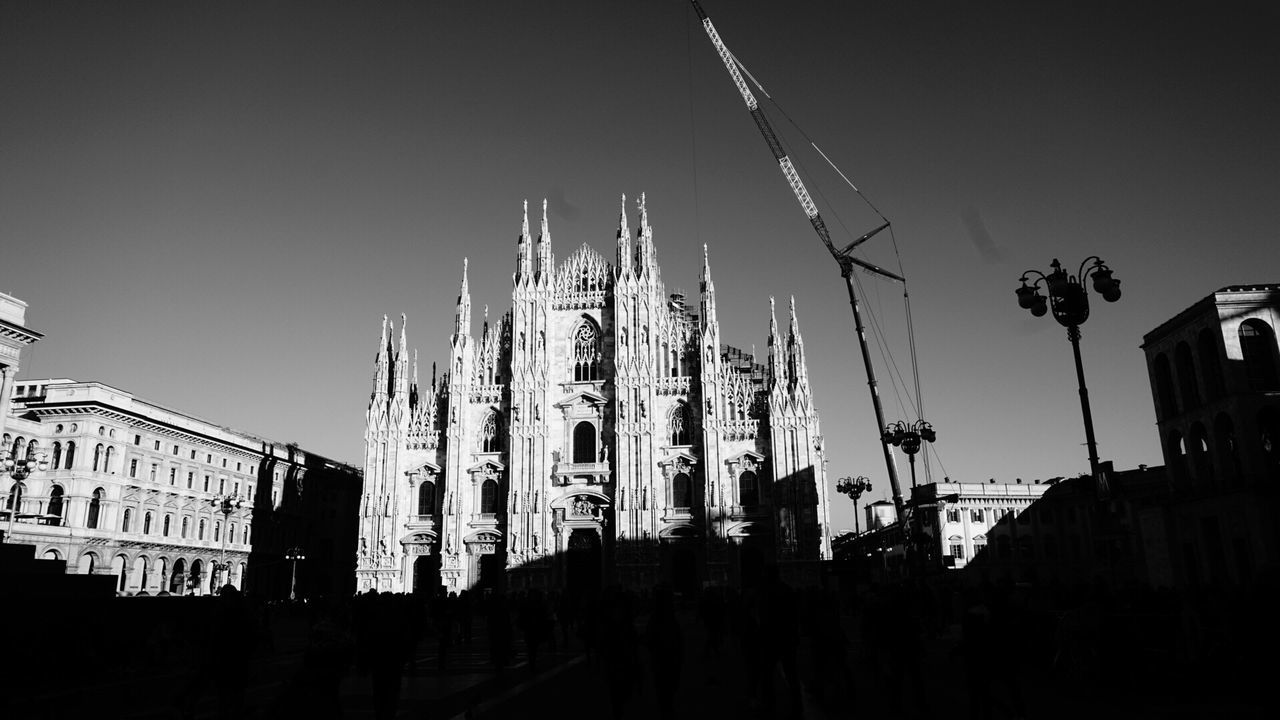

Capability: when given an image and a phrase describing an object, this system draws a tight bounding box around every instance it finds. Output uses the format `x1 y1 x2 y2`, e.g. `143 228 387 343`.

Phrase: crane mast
689 0 908 522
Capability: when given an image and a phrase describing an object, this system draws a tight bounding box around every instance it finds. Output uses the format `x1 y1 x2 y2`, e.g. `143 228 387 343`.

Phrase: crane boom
690 0 909 523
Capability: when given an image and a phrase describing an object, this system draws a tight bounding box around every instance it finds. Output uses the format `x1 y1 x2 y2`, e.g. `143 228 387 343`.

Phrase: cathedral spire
393 313 409 398
768 296 787 386
616 194 631 276
516 199 533 281
700 243 719 334
453 258 472 343
635 192 656 278
788 295 810 393
536 198 552 281
372 314 390 401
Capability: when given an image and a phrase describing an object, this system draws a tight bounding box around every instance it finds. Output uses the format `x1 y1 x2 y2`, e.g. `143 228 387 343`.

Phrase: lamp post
209 493 243 593
882 420 936 490
2 447 50 543
1016 257 1122 496
836 475 873 535
285 547 305 601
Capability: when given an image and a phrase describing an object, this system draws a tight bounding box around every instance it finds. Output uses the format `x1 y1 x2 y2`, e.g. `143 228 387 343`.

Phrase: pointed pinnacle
521 199 530 238
618 194 628 237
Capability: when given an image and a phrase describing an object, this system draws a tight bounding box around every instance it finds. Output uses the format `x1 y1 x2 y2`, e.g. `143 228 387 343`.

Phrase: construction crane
689 0 908 522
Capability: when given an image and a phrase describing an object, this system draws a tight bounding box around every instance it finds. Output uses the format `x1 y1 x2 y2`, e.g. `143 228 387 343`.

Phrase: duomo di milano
357 195 832 594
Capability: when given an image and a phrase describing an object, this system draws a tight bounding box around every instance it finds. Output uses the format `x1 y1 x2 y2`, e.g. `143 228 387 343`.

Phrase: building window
950 543 965 560
418 481 436 516
971 509 984 523
480 479 498 514
572 320 602 382
480 412 502 453
669 402 691 446
143 512 152 535
64 441 75 470
229 522 236 544
739 471 758 508
1240 319 1280 390
187 471 194 489
149 464 157 482
48 485 65 520
103 446 114 474
199 519 206 540
218 479 225 494
222 458 227 468
672 472 692 509
169 468 177 485
974 541 986 556
181 517 189 539
51 442 62 469
87 488 102 529
946 508 960 523
572 422 596 464
154 440 161 451
207 454 212 464
133 434 141 446
247 484 253 499
272 490 278 507
1153 353 1178 417
55 424 64 434
93 444 104 472
203 475 210 492
122 508 132 533
163 514 171 536
243 525 250 544
190 449 197 460
236 462 241 472
233 482 239 496
129 458 140 479
214 521 221 542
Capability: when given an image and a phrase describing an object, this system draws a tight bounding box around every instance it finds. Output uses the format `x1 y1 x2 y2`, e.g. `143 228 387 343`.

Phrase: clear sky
3 0 1277 534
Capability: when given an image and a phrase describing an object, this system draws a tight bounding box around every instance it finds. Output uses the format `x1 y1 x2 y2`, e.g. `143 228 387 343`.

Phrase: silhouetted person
458 589 474 644
212 584 252 719
644 584 684 720
357 592 414 720
431 588 455 671
599 589 641 719
518 588 552 672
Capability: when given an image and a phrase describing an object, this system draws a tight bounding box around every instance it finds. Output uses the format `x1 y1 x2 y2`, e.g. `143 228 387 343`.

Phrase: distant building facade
0 292 42 443
1141 284 1279 586
4 379 361 597
359 196 833 595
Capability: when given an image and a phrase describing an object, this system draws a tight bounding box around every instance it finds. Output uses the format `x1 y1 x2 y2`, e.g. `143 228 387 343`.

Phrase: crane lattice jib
692 1 838 259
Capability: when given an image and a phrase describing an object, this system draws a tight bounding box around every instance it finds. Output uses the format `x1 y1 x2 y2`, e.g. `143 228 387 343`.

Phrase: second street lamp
1017 257 1122 496
2 447 50 543
882 419 936 490
836 475 873 535
209 493 244 593
285 547 306 601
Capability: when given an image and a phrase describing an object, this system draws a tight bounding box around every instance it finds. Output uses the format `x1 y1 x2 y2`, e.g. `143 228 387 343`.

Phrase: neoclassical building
358 195 833 595
3 378 361 597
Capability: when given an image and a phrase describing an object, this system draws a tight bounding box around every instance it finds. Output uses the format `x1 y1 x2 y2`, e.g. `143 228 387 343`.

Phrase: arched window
104 446 115 474
11 436 24 459
739 471 758 508
572 321 601 382
1189 423 1212 485
87 488 102 529
1198 329 1225 400
64 441 75 470
92 443 103 472
673 472 692 509
243 525 250 544
48 486 65 521
573 422 596 464
418 480 436 516
1153 354 1178 417
669 403 691 446
214 521 221 542
1168 430 1188 486
51 442 62 469
671 347 680 377
480 479 498 514
143 511 152 535
199 519 206 540
163 515 172 537
1175 342 1200 410
122 508 132 533
6 481 24 513
1240 320 1279 391
181 516 189 539
480 412 501 453
230 522 236 544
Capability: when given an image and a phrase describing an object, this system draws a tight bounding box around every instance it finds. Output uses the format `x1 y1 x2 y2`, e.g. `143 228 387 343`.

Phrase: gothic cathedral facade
357 196 832 595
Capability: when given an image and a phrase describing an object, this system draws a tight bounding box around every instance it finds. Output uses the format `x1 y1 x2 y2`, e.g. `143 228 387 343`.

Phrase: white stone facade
358 195 833 594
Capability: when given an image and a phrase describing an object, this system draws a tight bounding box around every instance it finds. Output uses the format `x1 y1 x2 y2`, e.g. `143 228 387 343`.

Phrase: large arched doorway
170 559 186 594
566 529 601 598
413 554 441 595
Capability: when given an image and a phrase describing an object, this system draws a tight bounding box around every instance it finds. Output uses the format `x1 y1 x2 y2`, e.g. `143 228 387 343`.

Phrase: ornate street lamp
209 493 244 593
836 475 873 535
2 447 50 544
882 419 936 489
1017 257 1122 496
285 547 305 601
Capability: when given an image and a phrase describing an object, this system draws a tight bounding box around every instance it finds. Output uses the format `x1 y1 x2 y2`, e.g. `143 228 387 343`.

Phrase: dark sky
3 0 1277 532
